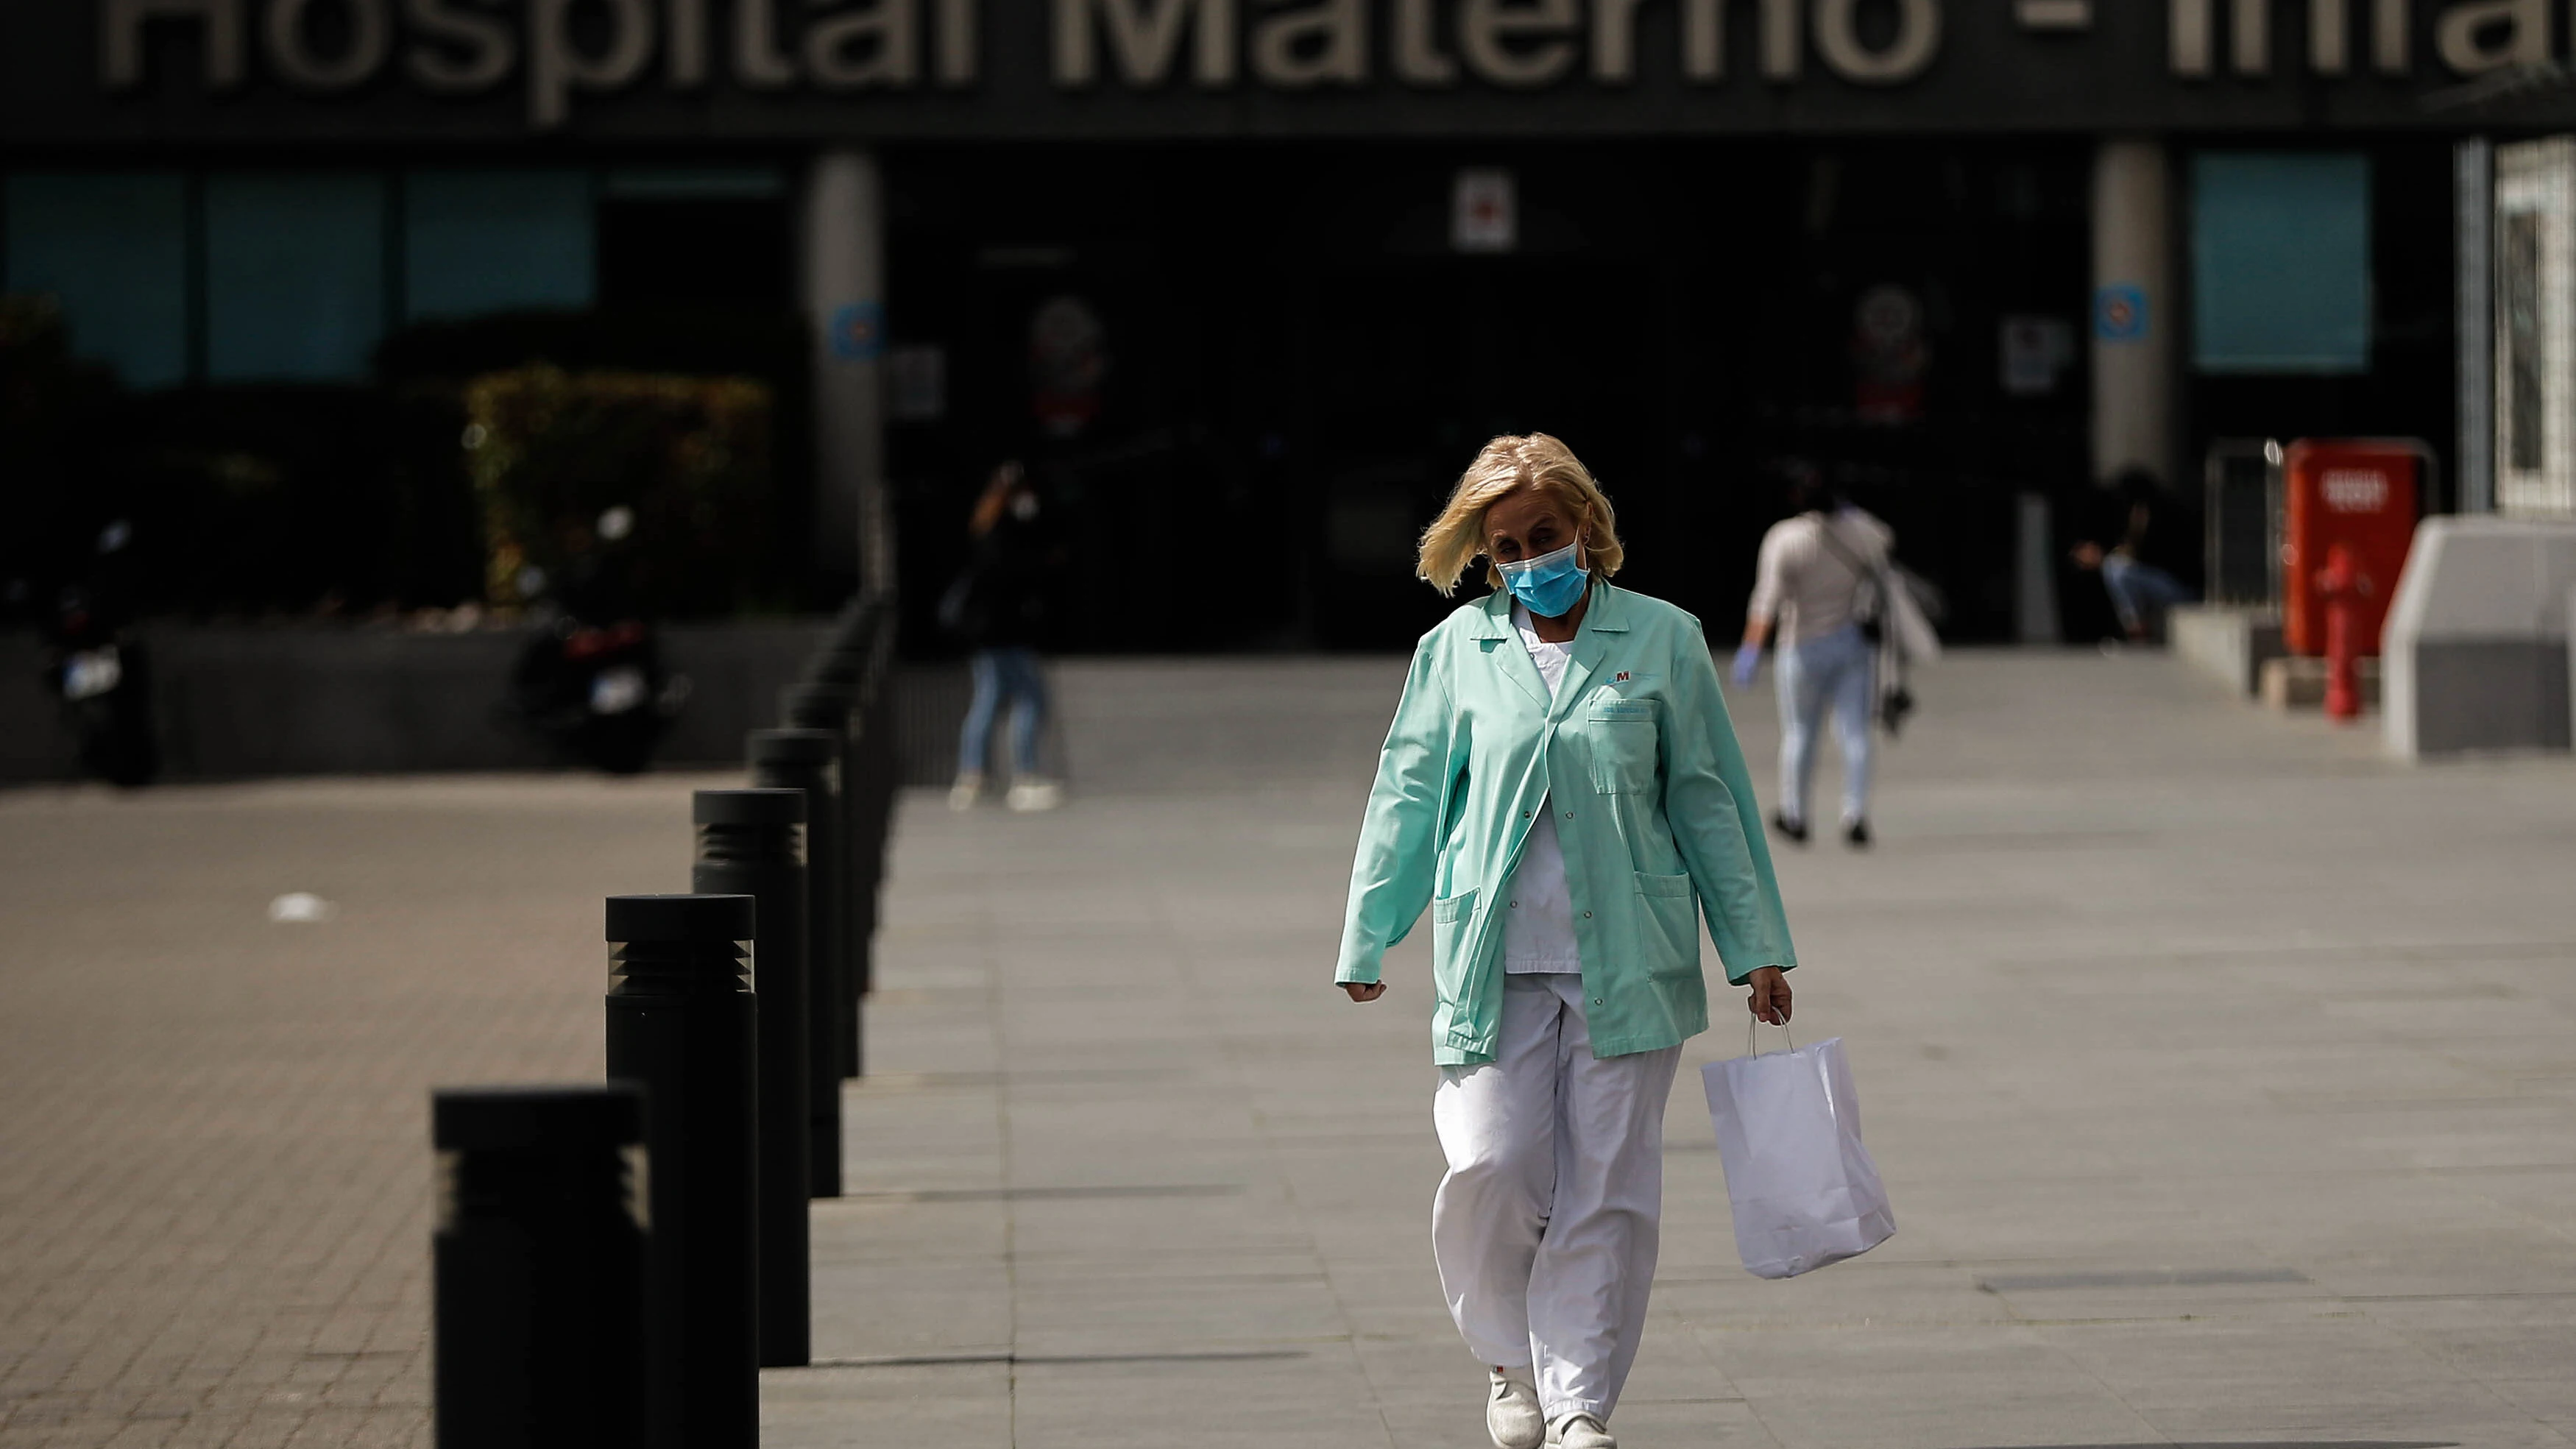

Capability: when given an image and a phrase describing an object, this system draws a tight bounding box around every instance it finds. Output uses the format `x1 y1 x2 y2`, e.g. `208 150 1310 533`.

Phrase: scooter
503 611 691 775
499 509 690 774
43 522 158 787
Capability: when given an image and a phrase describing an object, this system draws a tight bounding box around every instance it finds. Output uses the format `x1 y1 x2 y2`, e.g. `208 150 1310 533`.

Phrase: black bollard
782 679 862 1080
690 788 810 1369
838 675 883 1003
605 893 757 1449
749 728 844 1200
807 622 891 1004
852 658 896 999
433 1084 646 1449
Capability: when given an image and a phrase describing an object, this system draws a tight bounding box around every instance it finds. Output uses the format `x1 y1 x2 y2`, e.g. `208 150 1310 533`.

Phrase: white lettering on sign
265 0 392 91
2171 0 2421 77
2014 0 2090 32
1054 0 1234 86
1814 0 1939 83
2321 468 2391 511
96 0 2556 127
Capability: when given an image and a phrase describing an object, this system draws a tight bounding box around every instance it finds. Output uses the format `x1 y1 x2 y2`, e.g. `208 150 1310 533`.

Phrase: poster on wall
2000 316 2073 397
1452 169 1517 254
1853 285 1928 424
1030 297 1107 439
889 345 946 422
2495 138 2575 520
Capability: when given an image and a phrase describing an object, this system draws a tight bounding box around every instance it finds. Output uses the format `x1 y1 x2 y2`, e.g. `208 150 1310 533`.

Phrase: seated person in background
2072 470 2198 643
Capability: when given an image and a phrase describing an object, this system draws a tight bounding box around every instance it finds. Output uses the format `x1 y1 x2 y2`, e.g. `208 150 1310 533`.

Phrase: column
2092 138 2175 488
2458 135 2494 514
802 149 890 592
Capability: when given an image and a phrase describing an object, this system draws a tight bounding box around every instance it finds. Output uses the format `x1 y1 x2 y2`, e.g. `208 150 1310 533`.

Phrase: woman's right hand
1744 966 1791 1025
1341 982 1387 1003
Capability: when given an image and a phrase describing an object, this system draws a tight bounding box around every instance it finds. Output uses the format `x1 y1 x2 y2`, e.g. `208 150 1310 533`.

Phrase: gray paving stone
4 651 2574 1445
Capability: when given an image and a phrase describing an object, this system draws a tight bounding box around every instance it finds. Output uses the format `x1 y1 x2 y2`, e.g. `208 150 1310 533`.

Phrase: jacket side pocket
1431 888 1479 991
1632 871 1699 977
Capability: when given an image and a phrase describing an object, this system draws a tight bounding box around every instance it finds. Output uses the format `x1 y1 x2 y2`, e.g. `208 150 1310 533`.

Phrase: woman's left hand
1744 966 1791 1025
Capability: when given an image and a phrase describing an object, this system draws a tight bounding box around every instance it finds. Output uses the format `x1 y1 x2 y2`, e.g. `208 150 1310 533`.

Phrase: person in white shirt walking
1735 470 1894 849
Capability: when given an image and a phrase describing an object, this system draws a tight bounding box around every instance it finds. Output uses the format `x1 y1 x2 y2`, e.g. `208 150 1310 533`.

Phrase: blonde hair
1416 433 1627 597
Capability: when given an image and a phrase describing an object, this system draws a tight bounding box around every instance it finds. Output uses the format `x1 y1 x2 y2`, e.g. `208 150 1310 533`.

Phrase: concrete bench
2383 516 2576 759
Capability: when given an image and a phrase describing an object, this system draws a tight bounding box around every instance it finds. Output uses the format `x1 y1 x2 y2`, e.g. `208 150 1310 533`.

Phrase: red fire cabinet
2280 440 2424 657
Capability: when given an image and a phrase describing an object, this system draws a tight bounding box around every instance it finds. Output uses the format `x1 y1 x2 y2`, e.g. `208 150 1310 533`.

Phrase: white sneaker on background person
948 772 983 811
1005 778 1062 812
1549 1413 1616 1449
1486 1368 1543 1449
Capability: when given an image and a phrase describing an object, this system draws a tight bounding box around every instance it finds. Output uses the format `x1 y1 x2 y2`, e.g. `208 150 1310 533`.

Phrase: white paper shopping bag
1700 1035 1895 1279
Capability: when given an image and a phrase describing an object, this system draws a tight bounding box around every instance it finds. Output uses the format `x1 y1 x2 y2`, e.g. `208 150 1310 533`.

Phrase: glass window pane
2505 210 2545 473
2 172 190 389
601 166 787 201
205 171 387 383
2193 152 2372 375
403 169 595 322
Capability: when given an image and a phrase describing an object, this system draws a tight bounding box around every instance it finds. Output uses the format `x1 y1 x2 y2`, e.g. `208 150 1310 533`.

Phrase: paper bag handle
1746 1017 1796 1057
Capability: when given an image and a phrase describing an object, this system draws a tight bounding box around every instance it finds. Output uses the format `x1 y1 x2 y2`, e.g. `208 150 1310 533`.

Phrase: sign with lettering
2094 284 2149 344
1451 167 1515 252
9 0 2576 143
829 301 886 361
2321 467 2391 511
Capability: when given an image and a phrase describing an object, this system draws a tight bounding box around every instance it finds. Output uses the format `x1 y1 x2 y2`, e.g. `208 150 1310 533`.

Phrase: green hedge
465 364 776 620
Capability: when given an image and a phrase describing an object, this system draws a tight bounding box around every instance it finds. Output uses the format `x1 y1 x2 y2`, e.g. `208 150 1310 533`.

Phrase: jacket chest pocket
1581 702 1659 795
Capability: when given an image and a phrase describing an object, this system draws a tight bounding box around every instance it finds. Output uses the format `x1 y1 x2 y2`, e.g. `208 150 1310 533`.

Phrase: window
205 171 389 382
404 169 596 321
2192 152 2373 375
2504 210 2545 475
1 173 189 389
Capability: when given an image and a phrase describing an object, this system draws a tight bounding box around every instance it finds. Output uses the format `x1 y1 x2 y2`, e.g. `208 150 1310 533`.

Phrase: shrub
464 364 776 620
0 296 121 620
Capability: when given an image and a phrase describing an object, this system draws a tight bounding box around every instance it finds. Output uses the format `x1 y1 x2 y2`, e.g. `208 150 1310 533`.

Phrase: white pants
1432 972 1682 1425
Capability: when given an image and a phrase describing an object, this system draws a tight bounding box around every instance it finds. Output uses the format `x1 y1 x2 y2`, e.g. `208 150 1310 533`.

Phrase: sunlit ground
2 651 2571 1448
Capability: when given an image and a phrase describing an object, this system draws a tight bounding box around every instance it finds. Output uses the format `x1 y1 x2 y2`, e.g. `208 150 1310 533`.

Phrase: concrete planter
1 620 833 784
2383 517 2576 759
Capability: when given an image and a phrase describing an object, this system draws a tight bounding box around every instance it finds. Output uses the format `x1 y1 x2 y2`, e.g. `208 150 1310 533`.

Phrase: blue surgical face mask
1498 540 1589 618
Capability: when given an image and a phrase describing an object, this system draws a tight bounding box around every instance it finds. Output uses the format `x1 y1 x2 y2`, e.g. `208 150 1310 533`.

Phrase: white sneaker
1549 1413 1616 1449
947 772 983 812
1005 778 1063 812
1485 1369 1543 1449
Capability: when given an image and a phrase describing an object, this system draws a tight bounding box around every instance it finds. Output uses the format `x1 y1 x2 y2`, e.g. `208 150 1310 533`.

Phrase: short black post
690 789 810 1368
852 658 896 999
782 679 862 1080
604 894 757 1449
433 1084 646 1449
807 617 890 1004
749 728 844 1199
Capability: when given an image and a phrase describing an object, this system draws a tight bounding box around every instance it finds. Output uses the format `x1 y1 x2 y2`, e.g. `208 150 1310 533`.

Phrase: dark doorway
598 196 793 310
1295 258 1659 647
886 140 2095 655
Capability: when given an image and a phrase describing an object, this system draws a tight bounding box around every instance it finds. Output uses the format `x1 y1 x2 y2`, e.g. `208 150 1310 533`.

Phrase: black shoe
1844 818 1872 849
1771 810 1808 846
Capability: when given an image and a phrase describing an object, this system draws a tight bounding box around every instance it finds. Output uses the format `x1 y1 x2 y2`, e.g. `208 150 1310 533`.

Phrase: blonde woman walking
1336 434 1800 1449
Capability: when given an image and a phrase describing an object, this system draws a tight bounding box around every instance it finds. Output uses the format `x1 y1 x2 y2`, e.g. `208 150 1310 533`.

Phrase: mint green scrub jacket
1335 582 1799 1066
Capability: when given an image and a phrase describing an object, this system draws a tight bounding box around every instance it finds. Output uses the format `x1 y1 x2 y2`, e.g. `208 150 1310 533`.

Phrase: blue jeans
1775 624 1874 829
958 646 1047 779
2100 556 2194 636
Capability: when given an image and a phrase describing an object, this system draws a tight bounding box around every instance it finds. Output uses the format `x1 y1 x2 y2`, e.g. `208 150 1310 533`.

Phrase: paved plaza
3 651 2573 1448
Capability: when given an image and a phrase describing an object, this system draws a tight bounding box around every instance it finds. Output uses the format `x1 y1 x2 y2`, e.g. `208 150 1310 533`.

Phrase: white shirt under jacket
1502 603 1582 974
